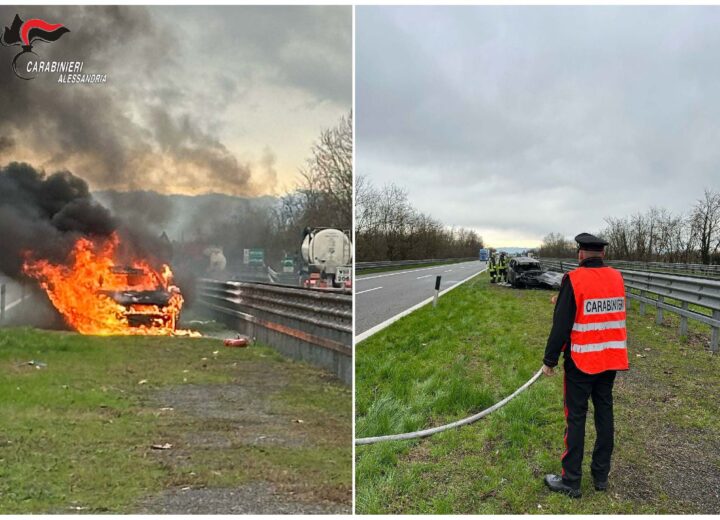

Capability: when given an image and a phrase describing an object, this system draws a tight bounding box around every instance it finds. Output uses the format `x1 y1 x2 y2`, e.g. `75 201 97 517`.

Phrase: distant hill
93 190 278 241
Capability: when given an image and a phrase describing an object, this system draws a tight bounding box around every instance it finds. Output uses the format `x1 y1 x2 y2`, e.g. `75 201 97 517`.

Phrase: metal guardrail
541 257 720 278
539 260 720 352
196 279 352 383
538 259 578 274
356 257 476 272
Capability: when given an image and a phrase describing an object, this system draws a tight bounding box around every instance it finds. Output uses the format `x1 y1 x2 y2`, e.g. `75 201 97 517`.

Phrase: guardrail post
639 290 646 316
712 310 719 353
0 283 5 323
656 296 664 325
679 302 689 338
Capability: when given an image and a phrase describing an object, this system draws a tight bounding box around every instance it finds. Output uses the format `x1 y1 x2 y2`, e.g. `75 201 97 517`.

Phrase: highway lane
0 274 28 318
355 260 487 338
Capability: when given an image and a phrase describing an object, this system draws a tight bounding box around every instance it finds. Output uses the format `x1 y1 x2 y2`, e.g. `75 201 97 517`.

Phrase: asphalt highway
0 274 27 317
355 260 487 338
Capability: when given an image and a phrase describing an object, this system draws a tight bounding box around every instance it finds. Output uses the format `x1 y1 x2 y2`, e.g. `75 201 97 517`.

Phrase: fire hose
355 367 543 446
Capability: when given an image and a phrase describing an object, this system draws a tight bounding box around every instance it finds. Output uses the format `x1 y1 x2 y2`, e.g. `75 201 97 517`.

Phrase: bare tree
594 189 720 264
538 232 576 258
355 175 483 261
690 188 720 264
296 112 352 229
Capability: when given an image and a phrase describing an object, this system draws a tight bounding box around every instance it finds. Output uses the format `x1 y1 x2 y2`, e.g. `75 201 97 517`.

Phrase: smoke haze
0 5 350 196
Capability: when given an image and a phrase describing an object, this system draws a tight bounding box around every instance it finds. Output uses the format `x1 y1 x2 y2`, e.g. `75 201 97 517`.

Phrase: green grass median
355 273 720 514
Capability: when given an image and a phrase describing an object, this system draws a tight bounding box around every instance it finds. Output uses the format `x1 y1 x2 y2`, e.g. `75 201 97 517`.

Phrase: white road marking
355 267 487 343
356 286 383 295
357 262 479 281
5 294 30 311
416 275 433 279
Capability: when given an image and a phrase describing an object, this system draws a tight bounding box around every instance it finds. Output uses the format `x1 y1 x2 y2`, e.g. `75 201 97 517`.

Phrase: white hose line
355 367 544 446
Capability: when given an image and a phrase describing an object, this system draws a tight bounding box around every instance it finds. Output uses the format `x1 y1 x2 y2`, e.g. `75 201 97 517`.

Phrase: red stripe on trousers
561 371 568 477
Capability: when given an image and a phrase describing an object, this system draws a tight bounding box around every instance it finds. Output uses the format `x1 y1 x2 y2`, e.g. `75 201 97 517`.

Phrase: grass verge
355 273 720 514
0 326 351 513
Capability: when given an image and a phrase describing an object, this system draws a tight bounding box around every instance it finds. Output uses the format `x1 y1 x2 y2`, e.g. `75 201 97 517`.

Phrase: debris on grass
151 443 173 450
224 336 251 348
18 360 47 369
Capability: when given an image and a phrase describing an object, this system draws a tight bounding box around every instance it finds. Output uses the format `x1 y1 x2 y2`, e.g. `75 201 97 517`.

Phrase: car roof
512 256 540 265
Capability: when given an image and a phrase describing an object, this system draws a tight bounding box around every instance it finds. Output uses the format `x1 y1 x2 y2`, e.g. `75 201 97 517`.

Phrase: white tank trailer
301 228 352 288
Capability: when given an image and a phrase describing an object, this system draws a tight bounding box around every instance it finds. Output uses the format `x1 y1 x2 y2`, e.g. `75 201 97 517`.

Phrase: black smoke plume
0 162 169 278
0 5 260 196
0 161 115 277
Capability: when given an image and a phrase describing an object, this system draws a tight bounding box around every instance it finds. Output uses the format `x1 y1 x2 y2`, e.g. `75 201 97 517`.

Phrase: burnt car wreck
99 266 177 328
506 257 563 290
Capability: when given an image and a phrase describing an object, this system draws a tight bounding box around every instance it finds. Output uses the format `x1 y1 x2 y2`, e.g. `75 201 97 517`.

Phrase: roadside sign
249 248 265 266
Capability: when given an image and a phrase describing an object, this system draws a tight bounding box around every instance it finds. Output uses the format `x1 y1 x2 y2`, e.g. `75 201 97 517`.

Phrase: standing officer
542 233 629 498
489 252 497 283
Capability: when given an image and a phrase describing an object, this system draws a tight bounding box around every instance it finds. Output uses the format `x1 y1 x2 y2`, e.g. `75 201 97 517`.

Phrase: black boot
593 477 608 491
544 474 581 498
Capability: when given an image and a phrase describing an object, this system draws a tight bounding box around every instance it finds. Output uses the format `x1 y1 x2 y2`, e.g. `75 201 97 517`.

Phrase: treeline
538 188 720 264
181 113 352 269
356 175 484 261
273 112 352 251
535 232 577 259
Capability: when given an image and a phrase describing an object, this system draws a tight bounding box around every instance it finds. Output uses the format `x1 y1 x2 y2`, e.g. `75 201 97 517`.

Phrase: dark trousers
561 357 617 489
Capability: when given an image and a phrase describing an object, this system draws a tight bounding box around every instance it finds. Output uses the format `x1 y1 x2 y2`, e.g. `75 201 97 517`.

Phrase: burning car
506 256 563 290
99 266 180 329
23 233 194 336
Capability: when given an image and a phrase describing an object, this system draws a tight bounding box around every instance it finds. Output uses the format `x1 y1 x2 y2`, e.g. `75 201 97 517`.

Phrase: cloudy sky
357 6 720 248
0 6 350 196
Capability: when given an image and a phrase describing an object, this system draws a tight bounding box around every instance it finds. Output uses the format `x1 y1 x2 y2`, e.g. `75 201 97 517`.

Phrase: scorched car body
506 257 563 290
100 266 177 328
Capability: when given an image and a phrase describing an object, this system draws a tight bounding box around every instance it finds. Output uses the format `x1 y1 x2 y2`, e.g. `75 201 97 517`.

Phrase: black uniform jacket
543 257 605 368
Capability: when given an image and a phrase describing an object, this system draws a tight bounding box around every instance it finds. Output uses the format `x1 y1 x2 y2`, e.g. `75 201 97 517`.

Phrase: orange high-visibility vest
567 266 629 374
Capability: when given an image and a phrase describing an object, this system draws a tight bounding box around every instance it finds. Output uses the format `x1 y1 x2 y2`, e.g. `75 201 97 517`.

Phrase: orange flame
22 233 198 336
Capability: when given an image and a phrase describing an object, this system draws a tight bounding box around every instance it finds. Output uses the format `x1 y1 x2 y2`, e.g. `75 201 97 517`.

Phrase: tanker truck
300 227 352 290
